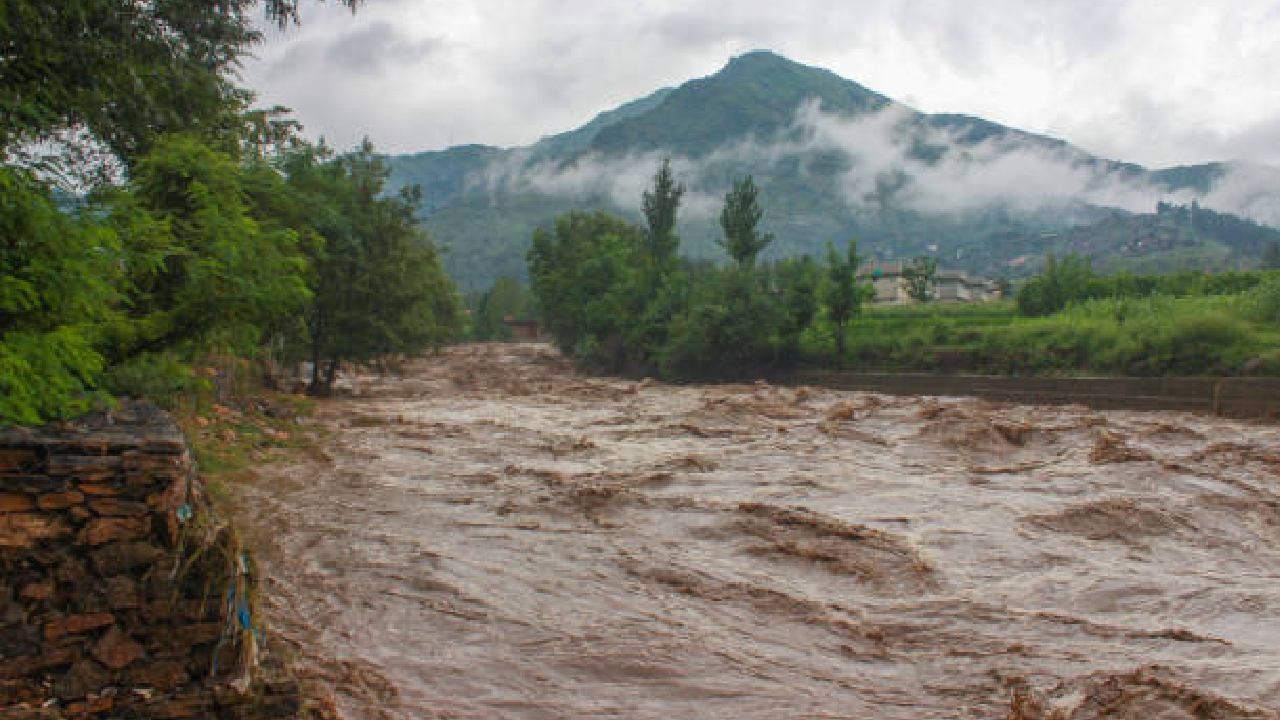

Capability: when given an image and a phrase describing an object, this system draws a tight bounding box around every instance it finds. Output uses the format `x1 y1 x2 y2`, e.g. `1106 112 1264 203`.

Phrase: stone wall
0 403 297 719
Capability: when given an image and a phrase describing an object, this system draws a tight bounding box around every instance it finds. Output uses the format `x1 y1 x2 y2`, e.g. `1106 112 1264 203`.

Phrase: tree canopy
718 175 773 267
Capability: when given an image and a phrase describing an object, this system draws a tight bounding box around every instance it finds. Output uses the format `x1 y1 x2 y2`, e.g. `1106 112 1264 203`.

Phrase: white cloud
466 100 1280 227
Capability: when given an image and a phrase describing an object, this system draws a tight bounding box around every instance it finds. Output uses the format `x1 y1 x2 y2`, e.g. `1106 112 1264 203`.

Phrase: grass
827 288 1280 377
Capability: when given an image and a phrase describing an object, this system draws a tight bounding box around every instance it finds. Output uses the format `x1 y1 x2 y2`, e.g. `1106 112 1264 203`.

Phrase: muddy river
227 343 1280 719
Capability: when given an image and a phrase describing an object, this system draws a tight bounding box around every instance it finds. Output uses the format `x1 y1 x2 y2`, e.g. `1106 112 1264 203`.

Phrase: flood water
227 343 1280 719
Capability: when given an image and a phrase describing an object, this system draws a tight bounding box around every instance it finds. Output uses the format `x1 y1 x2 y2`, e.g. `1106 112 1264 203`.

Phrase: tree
902 256 938 303
641 158 685 278
717 175 773 267
0 0 360 173
527 211 643 370
469 277 536 341
821 239 868 362
0 168 122 424
1015 253 1096 316
104 134 311 360
274 140 461 394
775 257 820 366
661 265 784 380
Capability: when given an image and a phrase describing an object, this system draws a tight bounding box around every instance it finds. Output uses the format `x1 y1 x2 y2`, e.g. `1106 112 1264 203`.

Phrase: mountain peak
587 50 891 157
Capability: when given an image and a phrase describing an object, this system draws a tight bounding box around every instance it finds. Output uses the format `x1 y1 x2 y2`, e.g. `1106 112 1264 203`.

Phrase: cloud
467 99 1280 228
327 22 445 74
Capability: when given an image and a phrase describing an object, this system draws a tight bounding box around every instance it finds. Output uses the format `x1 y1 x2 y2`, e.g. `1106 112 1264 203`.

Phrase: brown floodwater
226 343 1280 719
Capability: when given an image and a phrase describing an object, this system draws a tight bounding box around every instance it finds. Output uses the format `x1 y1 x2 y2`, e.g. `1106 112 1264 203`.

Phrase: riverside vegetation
1 0 463 426
527 161 1280 381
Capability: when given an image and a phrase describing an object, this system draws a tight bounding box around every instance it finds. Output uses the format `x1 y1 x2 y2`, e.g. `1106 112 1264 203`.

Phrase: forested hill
387 50 1280 290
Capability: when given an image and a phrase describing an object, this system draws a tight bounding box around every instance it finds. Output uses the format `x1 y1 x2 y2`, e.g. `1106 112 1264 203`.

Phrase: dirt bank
226 343 1280 719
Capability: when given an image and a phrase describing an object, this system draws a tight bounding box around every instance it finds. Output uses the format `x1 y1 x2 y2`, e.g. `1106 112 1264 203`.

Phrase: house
857 262 1002 304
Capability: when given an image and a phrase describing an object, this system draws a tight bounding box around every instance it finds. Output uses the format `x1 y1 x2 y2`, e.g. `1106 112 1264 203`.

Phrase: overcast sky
241 0 1280 168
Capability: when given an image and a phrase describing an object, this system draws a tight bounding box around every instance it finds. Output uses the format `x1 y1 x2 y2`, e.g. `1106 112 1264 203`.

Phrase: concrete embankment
789 371 1280 419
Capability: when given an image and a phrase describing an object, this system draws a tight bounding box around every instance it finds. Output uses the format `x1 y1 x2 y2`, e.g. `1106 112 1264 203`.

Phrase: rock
18 579 54 601
91 626 144 669
53 658 111 700
0 493 35 513
77 482 122 496
79 517 148 546
87 498 149 517
44 613 114 640
0 514 70 548
36 491 84 510
124 659 190 690
90 541 163 575
64 694 114 715
0 448 36 473
102 575 140 609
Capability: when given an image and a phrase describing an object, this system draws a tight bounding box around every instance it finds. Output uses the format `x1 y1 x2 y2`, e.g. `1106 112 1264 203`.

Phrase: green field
836 281 1280 376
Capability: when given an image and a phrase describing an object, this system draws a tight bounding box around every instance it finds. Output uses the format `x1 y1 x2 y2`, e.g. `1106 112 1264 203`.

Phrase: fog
468 100 1280 227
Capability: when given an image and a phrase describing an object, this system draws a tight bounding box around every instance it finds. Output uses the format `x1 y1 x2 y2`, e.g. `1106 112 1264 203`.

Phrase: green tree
717 175 773 267
821 239 867 362
104 135 311 360
641 158 685 279
775 257 819 365
0 0 359 172
469 277 536 341
1016 253 1097 316
527 211 643 370
273 140 461 394
0 169 122 424
661 266 783 379
902 256 938 303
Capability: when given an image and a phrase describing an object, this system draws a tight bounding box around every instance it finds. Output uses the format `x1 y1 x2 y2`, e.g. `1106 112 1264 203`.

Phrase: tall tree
717 175 773 267
821 239 867 362
271 140 461 394
641 158 685 278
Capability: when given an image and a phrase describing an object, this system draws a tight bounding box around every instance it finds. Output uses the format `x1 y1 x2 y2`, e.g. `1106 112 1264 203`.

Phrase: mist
468 99 1279 229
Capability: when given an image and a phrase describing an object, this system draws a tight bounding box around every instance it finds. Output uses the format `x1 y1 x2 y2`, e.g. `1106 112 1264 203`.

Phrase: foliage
661 266 785 379
527 211 644 371
0 168 122 423
718 175 773 267
0 0 359 174
820 239 869 362
1015 254 1096 316
255 140 462 394
902 256 938 302
641 158 685 279
467 277 538 341
105 134 312 358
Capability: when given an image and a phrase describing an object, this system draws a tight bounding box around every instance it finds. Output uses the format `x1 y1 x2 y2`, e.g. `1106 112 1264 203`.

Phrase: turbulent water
227 343 1280 719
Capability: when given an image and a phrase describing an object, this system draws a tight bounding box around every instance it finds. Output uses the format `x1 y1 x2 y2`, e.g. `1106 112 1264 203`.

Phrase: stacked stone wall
0 403 296 719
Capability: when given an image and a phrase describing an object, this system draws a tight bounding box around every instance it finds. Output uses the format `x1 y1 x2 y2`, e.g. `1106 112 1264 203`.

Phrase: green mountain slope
388 51 1278 290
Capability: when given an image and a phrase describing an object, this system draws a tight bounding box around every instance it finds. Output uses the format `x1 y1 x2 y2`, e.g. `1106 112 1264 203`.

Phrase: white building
857 262 1002 304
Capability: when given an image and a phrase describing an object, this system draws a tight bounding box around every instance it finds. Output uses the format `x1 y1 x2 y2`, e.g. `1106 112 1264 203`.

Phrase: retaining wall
0 403 297 719
789 372 1280 419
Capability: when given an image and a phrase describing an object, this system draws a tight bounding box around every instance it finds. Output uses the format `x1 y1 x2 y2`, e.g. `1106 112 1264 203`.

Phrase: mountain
388 51 1280 290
